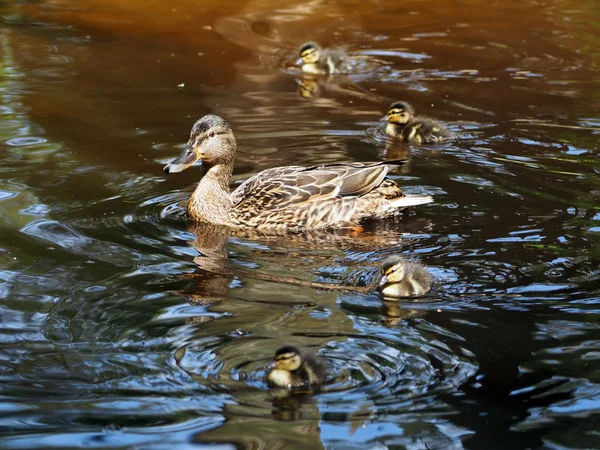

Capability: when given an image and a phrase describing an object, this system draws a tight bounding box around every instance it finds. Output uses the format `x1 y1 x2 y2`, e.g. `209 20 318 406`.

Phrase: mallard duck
299 42 350 75
385 101 455 143
266 345 325 388
378 255 433 298
163 115 433 231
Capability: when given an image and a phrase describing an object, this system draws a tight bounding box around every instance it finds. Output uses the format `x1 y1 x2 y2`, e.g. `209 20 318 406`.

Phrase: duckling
378 255 433 298
385 101 455 144
163 115 433 231
299 41 350 75
266 345 325 388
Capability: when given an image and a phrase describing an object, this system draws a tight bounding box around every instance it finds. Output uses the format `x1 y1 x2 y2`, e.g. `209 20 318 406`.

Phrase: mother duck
164 115 432 231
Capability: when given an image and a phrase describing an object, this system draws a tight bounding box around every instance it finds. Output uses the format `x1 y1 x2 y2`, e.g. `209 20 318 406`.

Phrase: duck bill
163 145 200 174
378 275 388 287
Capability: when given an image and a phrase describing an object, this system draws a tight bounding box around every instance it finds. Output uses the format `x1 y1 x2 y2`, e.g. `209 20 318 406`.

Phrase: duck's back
230 161 426 230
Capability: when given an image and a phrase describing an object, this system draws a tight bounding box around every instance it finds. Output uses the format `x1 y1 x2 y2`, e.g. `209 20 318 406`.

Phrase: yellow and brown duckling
266 345 325 388
299 41 350 75
385 101 455 144
378 255 433 298
163 115 433 231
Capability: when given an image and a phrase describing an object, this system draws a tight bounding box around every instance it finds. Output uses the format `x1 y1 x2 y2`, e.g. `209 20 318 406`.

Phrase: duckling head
387 101 414 125
163 114 236 174
299 42 321 65
379 255 407 288
272 345 303 372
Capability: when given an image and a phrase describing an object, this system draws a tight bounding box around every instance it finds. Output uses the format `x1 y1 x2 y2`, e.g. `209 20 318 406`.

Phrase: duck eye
208 131 216 138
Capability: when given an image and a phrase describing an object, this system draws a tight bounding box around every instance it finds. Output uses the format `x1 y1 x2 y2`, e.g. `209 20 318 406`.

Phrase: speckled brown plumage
164 115 433 231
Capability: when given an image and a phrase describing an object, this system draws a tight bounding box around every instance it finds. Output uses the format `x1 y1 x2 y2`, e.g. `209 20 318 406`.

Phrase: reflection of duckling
385 101 455 144
299 42 350 75
381 300 425 327
298 76 321 98
379 140 411 173
379 255 433 298
267 345 325 388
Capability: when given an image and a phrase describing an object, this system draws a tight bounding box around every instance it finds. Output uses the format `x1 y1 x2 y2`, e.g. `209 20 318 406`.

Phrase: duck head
163 114 236 174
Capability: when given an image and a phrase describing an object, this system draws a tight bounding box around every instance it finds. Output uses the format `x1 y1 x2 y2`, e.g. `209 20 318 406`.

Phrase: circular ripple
5 136 47 146
361 123 391 145
174 330 476 406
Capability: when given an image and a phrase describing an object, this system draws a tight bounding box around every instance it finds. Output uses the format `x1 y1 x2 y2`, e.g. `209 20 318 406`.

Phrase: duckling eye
208 131 216 138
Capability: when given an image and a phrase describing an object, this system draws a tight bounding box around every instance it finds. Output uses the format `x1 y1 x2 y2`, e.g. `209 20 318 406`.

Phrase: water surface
1 0 600 448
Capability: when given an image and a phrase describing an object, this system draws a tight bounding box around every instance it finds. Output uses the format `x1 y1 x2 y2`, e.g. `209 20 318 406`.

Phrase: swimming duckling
385 101 455 144
266 345 325 388
378 255 433 298
299 42 350 75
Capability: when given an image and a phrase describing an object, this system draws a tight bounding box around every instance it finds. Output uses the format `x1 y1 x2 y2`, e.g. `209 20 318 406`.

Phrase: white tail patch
389 195 433 209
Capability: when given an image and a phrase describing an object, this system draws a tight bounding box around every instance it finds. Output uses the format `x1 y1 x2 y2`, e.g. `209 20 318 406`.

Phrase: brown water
1 0 600 448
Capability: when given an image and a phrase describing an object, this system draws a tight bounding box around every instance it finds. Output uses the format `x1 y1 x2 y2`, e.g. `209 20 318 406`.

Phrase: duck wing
231 166 305 204
232 160 407 211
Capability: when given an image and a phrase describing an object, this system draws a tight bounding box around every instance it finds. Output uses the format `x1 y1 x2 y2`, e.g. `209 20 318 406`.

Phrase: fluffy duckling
385 101 455 144
378 255 433 298
266 345 325 388
299 42 350 75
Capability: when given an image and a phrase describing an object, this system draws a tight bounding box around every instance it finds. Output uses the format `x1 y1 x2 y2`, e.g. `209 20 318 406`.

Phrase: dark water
1 0 600 448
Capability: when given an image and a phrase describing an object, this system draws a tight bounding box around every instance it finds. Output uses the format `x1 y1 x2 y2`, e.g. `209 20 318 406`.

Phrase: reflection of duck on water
296 72 387 104
163 115 432 231
176 223 233 309
299 41 350 75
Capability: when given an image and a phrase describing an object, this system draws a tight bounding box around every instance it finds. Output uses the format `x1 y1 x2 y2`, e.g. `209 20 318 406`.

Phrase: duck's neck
187 163 234 225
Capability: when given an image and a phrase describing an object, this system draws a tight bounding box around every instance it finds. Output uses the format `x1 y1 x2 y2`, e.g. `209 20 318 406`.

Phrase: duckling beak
379 275 388 287
163 144 201 174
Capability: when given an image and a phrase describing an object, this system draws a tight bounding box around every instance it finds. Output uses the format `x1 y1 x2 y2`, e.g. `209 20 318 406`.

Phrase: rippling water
1 0 600 448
